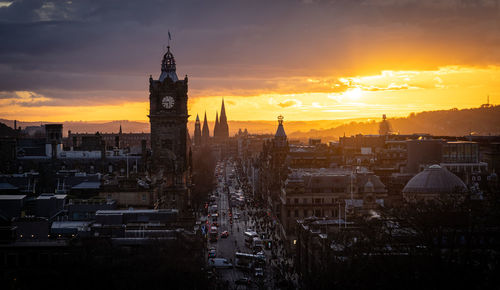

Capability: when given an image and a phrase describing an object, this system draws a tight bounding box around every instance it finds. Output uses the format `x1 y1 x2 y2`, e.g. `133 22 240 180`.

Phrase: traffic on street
203 160 297 289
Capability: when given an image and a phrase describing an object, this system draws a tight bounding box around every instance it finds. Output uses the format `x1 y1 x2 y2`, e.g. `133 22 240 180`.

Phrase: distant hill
2 105 499 140
288 105 500 141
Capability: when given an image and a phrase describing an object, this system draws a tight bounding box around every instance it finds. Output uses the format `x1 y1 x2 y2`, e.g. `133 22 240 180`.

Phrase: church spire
214 110 219 140
218 98 229 141
119 124 122 134
201 111 210 145
220 98 227 124
194 114 202 147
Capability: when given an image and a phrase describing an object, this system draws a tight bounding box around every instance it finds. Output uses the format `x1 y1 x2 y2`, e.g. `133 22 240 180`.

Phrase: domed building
402 164 468 202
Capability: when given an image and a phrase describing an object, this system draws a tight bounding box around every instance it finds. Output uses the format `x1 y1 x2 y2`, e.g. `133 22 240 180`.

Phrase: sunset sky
0 0 499 123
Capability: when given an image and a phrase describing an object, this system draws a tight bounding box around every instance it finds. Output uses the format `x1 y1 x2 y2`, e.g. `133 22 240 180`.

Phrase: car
208 258 233 269
235 277 251 285
221 231 229 238
208 248 216 258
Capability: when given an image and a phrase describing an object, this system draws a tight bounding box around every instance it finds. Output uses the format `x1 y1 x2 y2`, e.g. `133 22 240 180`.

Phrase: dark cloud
0 0 498 105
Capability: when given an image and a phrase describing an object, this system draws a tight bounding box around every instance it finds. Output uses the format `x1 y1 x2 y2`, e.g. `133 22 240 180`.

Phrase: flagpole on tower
168 30 172 47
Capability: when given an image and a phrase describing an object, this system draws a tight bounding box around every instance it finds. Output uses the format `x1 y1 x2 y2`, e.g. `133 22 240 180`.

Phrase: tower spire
202 111 210 145
194 113 202 147
218 98 229 140
159 45 178 82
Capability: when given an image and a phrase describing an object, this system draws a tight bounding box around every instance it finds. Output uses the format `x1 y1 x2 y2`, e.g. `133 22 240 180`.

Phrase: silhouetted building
379 114 392 135
213 110 219 141
406 139 443 173
402 164 467 202
279 169 387 248
193 114 202 147
67 128 150 153
148 45 190 212
213 99 229 143
201 111 210 146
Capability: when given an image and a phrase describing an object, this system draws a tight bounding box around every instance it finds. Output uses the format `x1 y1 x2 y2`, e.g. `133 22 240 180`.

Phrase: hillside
288 105 500 141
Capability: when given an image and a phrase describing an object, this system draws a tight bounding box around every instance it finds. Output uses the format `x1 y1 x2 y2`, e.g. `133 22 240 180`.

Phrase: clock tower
148 46 190 211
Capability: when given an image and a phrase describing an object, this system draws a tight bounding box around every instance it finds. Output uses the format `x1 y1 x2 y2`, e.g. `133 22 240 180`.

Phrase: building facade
148 46 191 212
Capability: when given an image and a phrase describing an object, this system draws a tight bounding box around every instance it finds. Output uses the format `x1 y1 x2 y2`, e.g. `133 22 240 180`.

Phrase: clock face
162 96 175 109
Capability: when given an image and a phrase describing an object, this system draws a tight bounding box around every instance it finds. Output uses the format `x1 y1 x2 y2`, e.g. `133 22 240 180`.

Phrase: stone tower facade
148 46 190 211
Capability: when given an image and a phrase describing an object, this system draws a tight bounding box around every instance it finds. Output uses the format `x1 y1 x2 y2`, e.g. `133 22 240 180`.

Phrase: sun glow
344 88 363 101
1 66 499 122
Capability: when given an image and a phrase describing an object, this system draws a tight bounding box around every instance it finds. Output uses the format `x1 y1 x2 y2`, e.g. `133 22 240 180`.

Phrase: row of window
287 208 339 218
287 197 341 205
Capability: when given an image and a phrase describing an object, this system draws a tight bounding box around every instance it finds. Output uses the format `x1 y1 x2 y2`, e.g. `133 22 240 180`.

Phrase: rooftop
0 195 26 200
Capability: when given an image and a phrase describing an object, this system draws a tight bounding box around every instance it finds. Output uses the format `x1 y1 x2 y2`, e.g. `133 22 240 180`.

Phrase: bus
234 252 256 270
244 231 259 248
235 252 265 270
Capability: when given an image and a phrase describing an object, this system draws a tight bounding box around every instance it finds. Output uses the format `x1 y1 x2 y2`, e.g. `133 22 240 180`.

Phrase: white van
208 258 233 269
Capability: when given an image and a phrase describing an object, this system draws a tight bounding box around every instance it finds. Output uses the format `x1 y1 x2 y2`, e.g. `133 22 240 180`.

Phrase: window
315 209 321 217
287 210 290 217
314 198 321 204
303 209 308 217
294 210 299 217
294 198 299 204
142 194 146 202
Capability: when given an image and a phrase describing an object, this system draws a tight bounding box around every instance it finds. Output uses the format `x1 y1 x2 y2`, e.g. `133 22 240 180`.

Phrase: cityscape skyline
1 1 500 289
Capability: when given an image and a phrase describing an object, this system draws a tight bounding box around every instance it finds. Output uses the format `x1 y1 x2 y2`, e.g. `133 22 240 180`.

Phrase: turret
194 114 202 146
274 115 287 147
159 46 178 82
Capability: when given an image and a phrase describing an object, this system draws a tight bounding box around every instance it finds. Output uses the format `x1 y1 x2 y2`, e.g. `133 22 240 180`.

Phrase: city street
206 161 280 289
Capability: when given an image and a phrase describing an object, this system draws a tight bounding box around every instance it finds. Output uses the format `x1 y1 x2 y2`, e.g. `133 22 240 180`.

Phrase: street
205 160 297 289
